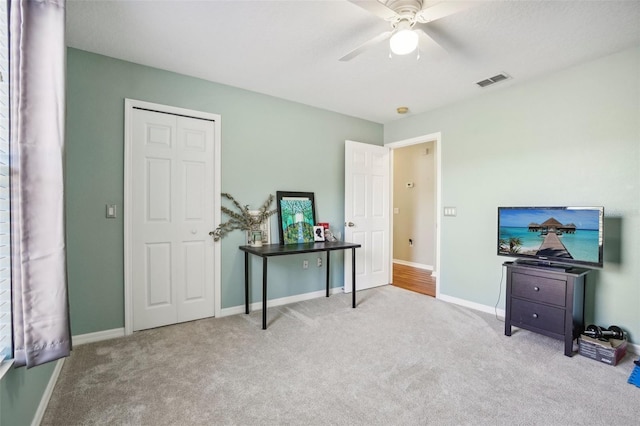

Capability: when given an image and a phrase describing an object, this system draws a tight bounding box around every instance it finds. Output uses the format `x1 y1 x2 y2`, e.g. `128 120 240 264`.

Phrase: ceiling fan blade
348 0 398 21
339 31 393 61
416 1 477 23
415 28 448 57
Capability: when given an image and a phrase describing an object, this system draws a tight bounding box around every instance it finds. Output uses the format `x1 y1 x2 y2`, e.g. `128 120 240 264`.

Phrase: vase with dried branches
209 193 277 246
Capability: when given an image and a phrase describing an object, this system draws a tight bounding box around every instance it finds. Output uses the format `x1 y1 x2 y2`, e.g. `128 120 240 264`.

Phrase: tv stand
504 262 590 356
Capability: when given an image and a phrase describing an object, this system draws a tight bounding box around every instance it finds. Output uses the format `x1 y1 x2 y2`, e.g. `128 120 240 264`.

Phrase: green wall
385 46 640 343
65 48 383 335
0 362 56 426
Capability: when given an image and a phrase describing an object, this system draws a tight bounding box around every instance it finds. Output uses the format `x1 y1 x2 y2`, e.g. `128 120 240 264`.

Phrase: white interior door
131 108 215 331
344 140 390 292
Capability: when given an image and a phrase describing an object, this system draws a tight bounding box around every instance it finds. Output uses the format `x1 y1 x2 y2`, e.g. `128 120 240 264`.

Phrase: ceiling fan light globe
390 29 418 55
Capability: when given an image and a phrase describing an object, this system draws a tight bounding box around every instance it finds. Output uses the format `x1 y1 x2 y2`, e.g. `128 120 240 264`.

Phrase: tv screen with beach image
498 207 603 265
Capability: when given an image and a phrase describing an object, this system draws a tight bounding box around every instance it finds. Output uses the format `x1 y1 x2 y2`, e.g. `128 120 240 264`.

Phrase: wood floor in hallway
391 263 436 297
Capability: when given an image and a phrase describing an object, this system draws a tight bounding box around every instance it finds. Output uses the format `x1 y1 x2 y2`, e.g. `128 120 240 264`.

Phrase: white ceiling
66 0 640 124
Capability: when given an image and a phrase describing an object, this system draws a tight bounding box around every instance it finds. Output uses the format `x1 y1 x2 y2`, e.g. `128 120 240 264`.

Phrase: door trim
124 99 222 335
385 132 441 298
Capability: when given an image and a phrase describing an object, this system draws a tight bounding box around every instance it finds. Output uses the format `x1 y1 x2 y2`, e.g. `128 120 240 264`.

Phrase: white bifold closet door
131 108 215 331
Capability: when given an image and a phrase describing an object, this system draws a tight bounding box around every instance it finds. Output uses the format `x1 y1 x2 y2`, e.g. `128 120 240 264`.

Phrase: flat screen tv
497 206 604 268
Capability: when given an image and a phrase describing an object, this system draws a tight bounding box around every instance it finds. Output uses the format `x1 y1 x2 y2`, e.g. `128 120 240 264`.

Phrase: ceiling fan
340 0 476 61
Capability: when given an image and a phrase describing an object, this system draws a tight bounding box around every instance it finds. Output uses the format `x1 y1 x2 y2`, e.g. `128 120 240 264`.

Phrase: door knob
346 222 355 227
191 229 197 234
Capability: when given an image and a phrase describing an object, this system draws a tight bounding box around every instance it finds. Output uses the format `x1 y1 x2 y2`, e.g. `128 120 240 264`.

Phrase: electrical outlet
317 257 322 267
303 260 309 269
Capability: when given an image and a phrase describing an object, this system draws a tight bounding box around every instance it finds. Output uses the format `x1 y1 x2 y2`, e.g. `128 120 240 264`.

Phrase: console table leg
244 252 249 315
325 252 330 297
352 247 356 308
262 256 268 330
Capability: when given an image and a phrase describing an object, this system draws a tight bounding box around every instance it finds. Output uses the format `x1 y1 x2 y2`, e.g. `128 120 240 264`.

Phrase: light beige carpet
42 285 639 425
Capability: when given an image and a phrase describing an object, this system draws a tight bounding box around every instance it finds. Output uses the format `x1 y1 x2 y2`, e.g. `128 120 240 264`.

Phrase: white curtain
10 0 70 368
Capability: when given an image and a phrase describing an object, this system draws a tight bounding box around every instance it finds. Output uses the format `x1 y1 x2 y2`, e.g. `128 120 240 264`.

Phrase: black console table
504 261 590 356
239 241 361 329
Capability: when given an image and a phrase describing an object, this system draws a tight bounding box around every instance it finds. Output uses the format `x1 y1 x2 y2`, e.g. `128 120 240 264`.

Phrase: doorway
386 133 441 298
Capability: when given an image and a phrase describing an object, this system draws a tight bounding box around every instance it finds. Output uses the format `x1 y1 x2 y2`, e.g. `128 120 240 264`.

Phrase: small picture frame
246 210 271 246
313 226 325 242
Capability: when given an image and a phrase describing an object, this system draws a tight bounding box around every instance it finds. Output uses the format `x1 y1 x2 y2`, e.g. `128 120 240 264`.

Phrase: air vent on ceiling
476 73 510 88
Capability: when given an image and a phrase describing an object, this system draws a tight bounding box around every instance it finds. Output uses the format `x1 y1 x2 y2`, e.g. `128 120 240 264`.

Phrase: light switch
394 208 399 214
444 207 457 217
106 204 117 219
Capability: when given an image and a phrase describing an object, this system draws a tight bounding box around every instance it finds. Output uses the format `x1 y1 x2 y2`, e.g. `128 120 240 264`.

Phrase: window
0 0 11 368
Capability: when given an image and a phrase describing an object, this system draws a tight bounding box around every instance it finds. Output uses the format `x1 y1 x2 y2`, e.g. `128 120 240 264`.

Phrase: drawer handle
533 286 540 291
532 313 539 319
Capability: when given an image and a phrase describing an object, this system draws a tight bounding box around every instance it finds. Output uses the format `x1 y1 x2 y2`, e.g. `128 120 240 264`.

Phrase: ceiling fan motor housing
386 0 423 14
386 0 423 25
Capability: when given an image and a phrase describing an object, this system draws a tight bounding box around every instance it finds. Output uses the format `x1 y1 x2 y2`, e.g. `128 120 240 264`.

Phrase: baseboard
69 305 637 356
72 328 125 346
219 287 344 317
438 293 505 318
392 259 433 271
436 294 639 355
71 289 345 338
31 358 65 426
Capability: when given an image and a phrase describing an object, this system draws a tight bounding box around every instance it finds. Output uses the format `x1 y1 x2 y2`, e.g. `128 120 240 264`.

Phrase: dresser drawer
511 272 566 306
511 298 565 334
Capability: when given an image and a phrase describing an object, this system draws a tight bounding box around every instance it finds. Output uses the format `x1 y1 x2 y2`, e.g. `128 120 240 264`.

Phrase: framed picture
313 226 325 242
276 191 316 244
246 210 271 246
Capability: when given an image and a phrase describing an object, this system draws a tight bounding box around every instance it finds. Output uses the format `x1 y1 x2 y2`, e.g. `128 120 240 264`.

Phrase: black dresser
504 262 591 356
